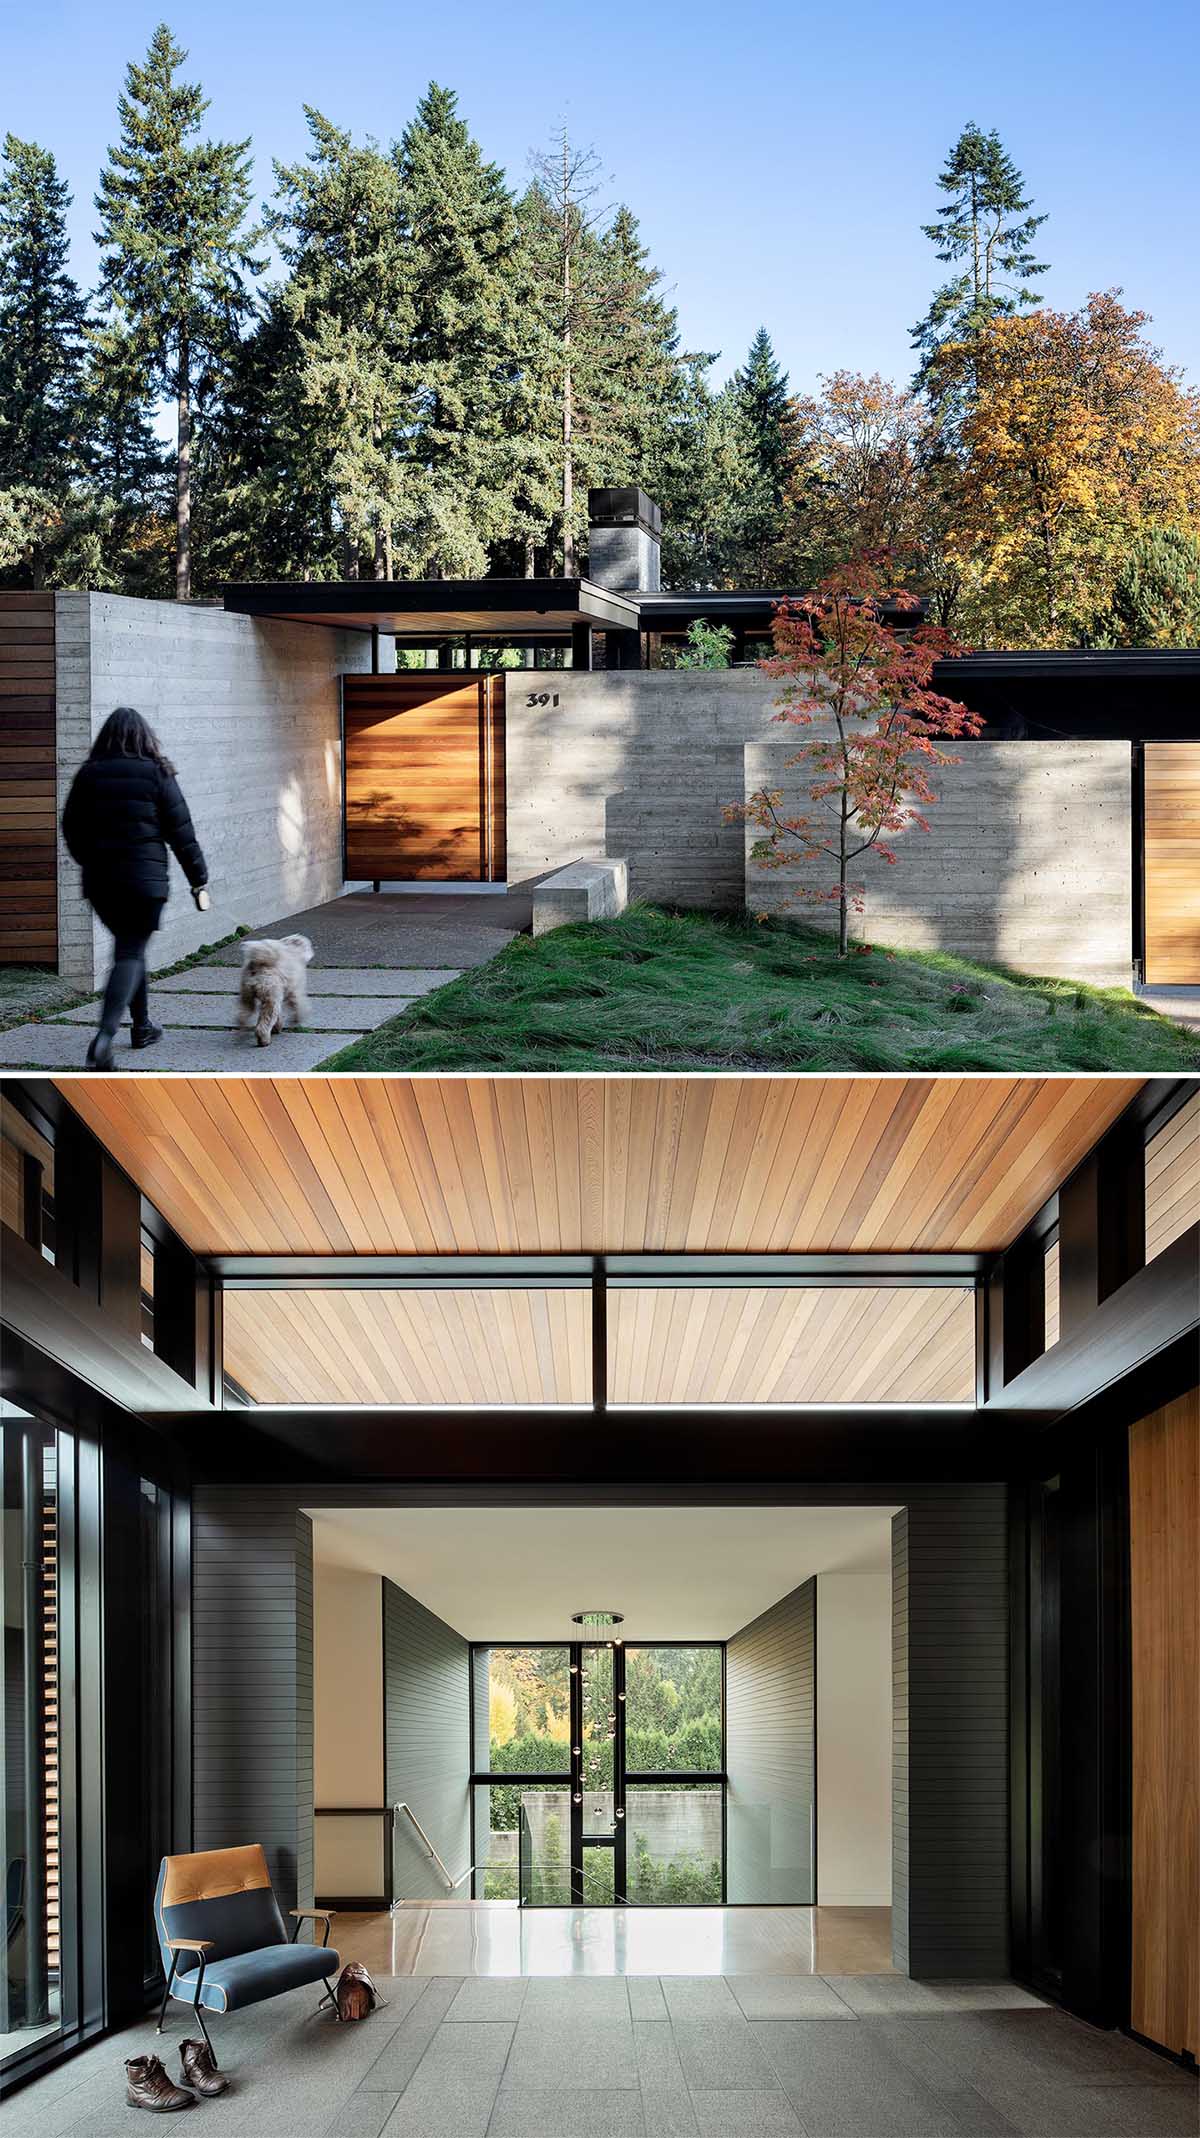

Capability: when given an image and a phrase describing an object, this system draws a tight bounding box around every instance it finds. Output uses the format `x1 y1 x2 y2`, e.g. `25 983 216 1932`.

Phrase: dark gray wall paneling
726 1578 816 1903
892 1487 1009 1978
191 1490 314 1922
383 1578 471 1901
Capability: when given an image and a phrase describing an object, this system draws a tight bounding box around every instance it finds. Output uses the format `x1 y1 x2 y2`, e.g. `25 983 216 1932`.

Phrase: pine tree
80 319 172 592
396 84 527 576
731 327 792 498
94 23 261 600
1101 525 1200 648
0 134 87 585
267 109 410 578
912 122 1047 386
522 130 613 573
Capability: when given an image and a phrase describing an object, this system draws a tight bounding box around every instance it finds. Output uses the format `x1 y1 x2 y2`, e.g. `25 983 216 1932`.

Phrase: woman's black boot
132 1022 164 1050
85 1030 115 1070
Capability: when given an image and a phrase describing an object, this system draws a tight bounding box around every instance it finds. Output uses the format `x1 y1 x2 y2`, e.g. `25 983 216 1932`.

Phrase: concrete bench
532 860 629 936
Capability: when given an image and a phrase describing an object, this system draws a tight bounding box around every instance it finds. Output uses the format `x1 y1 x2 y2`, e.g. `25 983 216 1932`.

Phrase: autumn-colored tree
730 559 979 955
931 292 1200 646
782 371 930 585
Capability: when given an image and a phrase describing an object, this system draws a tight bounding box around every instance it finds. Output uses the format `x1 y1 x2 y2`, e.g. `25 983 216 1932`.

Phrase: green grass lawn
322 905 1200 1074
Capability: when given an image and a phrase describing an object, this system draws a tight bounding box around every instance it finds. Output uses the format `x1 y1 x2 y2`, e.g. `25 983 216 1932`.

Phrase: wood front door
342 671 506 884
1144 743 1200 982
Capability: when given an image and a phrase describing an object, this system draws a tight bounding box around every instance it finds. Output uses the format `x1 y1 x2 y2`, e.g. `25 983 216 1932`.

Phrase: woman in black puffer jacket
62 708 209 1069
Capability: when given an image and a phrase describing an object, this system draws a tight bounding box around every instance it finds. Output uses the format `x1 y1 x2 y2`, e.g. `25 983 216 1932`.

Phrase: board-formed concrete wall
745 737 1133 986
54 594 379 986
505 668 776 909
505 672 1133 985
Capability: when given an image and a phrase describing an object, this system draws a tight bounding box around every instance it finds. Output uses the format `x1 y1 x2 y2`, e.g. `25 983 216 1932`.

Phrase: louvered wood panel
1144 744 1200 982
608 1285 976 1404
1130 1385 1200 2059
1145 1090 1199 1265
342 671 505 882
0 590 57 965
58 1077 1141 1262
223 1286 591 1406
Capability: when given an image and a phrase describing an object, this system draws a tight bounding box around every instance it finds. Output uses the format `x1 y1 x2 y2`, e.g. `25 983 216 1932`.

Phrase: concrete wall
745 737 1133 987
505 672 1133 984
505 669 775 909
816 1570 892 1908
314 1564 384 1902
54 594 379 986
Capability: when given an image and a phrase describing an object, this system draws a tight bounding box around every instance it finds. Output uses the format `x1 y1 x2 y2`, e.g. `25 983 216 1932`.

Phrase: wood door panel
343 672 505 882
0 590 57 965
1130 1385 1200 2058
1144 744 1200 982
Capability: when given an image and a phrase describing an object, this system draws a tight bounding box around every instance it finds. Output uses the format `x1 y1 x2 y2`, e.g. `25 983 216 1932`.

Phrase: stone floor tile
356 1982 458 2091
376 2075 498 2136
626 1978 667 2021
523 1978 632 2020
487 2091 647 2138
444 1977 528 2022
632 2019 687 2091
639 2086 700 2136
57 994 412 1031
658 1977 741 2019
502 2015 637 2091
728 1978 856 2021
405 2019 513 2083
821 1974 948 2016
689 2093 803 2135
670 2016 780 2093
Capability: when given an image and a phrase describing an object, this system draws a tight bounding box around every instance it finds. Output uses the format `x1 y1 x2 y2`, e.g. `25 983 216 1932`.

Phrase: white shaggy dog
236 935 314 1047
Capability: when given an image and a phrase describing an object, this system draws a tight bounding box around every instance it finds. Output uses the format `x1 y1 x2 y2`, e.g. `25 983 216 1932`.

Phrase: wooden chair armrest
167 1937 213 1952
290 1908 335 1920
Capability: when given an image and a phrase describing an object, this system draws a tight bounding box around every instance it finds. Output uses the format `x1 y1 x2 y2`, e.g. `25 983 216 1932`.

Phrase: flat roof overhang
223 576 641 636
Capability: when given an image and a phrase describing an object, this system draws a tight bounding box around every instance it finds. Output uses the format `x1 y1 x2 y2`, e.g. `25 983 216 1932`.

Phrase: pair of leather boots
125 2040 227 2111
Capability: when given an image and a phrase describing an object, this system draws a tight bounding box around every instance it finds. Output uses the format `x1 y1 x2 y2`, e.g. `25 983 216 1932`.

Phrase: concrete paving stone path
0 888 527 1072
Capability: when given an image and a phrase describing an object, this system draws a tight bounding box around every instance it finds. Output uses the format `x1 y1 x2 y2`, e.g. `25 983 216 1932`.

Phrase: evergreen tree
395 84 527 576
80 318 172 593
267 110 410 578
0 134 87 585
731 327 792 497
94 23 262 599
522 129 612 573
912 122 1047 388
1101 525 1200 647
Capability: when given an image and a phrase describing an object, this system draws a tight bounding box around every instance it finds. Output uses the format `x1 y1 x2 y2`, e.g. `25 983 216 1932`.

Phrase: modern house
1 1070 1197 2116
2 487 1199 989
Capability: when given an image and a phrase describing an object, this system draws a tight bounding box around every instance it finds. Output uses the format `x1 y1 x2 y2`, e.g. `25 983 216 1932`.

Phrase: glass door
473 1641 725 1905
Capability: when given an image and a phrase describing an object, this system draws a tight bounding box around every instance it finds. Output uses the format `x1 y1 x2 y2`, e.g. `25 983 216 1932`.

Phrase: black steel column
571 622 593 672
613 1642 627 1900
569 1644 584 1903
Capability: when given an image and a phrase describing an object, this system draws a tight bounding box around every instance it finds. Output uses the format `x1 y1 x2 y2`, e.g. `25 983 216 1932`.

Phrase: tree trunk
524 537 536 578
838 792 850 957
561 137 575 577
176 330 191 603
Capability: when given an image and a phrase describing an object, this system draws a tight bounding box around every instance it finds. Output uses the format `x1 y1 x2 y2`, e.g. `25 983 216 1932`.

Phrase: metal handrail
392 1802 474 1900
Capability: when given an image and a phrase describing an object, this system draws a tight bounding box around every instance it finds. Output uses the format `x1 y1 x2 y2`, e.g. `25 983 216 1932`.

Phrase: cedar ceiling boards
58 1075 1141 1260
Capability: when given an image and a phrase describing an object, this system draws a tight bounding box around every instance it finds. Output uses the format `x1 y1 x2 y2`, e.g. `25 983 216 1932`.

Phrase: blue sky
8 0 1199 394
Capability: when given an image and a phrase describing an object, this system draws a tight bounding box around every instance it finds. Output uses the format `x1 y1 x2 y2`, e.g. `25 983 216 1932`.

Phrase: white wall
816 1570 892 1908
314 1563 384 1900
54 594 381 986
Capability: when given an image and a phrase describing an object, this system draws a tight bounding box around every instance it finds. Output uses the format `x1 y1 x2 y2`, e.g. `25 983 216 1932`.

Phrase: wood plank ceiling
60 1074 1140 1258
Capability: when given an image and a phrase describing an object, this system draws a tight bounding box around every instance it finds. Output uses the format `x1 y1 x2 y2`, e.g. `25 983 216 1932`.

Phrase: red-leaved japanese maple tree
731 557 980 955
